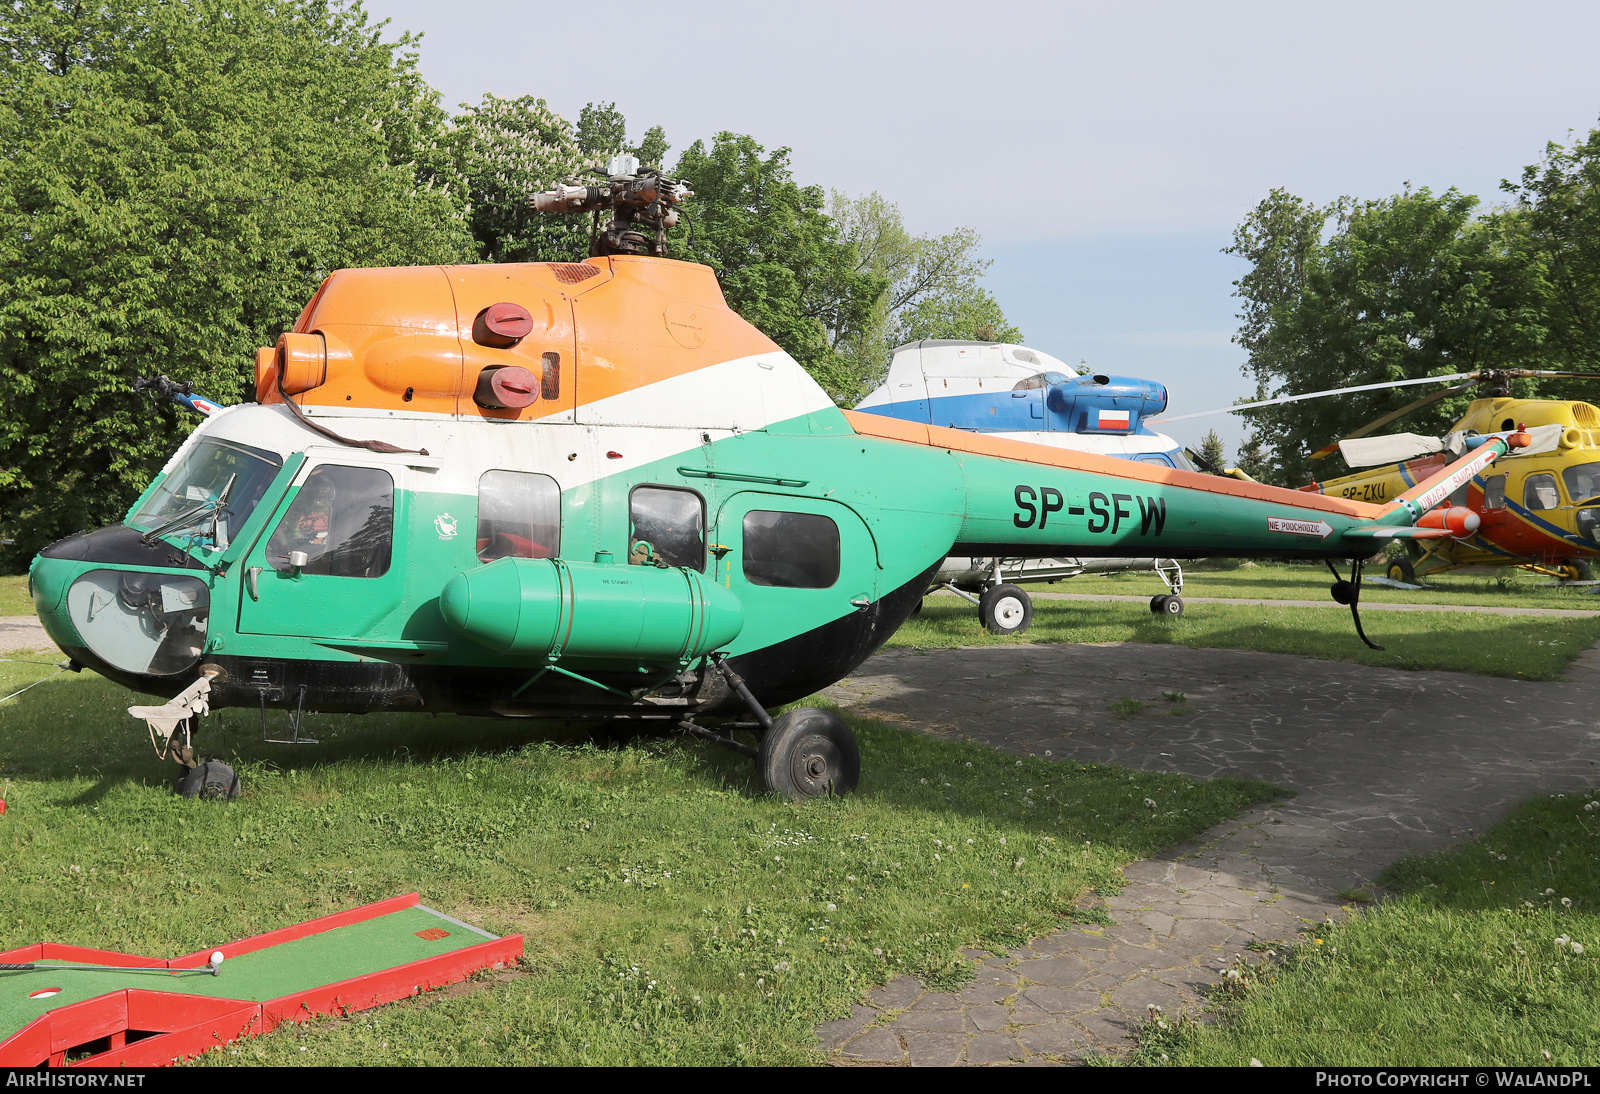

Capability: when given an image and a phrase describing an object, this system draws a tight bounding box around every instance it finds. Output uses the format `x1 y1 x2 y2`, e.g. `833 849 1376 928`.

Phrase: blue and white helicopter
854 340 1203 633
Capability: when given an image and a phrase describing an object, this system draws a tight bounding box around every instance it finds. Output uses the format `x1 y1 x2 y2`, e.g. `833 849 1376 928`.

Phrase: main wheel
1387 557 1417 584
757 708 859 800
1160 595 1185 617
1560 561 1594 582
978 584 1033 635
1150 594 1169 613
177 759 240 801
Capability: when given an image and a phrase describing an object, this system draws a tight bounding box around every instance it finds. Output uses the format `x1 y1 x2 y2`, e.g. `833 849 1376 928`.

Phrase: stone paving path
815 641 1600 1065
0 616 49 655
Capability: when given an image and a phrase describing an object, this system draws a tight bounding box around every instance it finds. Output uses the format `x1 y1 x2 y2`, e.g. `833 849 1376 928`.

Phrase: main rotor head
532 154 693 259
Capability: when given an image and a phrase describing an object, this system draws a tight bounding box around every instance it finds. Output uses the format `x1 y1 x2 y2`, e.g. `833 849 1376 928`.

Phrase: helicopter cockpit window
742 511 840 589
629 486 704 571
130 439 282 546
477 471 560 562
1012 371 1072 391
265 465 393 577
1524 473 1561 511
1563 462 1600 506
1483 475 1507 510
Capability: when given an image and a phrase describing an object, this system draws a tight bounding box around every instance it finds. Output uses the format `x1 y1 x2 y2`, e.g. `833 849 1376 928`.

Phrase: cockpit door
236 459 407 640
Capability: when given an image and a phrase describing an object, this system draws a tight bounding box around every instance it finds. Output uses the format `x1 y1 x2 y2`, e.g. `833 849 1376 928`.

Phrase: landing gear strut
679 656 861 801
129 674 241 801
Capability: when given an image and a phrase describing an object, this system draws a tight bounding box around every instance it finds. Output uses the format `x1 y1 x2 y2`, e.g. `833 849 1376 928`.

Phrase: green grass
0 574 31 616
895 597 1600 680
0 660 1281 1066
1144 791 1600 1067
1054 560 1600 611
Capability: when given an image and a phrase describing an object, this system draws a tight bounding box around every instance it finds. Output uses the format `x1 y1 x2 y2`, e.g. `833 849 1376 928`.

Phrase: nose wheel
176 757 241 801
978 583 1033 635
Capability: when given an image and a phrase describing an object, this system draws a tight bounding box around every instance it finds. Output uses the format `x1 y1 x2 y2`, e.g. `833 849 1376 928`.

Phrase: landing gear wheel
1160 595 1185 617
1150 594 1169 613
1560 561 1593 582
177 759 240 801
1387 557 1417 584
978 584 1033 635
757 708 859 800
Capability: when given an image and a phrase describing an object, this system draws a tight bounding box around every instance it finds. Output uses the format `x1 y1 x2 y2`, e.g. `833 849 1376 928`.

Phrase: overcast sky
362 0 1600 454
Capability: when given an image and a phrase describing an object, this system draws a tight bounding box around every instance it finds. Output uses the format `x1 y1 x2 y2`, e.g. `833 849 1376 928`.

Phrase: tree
1223 187 1548 487
1505 126 1600 381
446 93 589 264
670 133 882 398
0 0 476 565
576 101 628 158
1196 430 1228 474
825 192 1021 402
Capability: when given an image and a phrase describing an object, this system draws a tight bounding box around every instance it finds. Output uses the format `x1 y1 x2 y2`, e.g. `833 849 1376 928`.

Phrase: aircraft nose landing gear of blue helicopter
979 583 1033 635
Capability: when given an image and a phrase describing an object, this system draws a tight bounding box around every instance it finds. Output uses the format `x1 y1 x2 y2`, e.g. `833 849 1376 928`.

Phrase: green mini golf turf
0 904 491 1039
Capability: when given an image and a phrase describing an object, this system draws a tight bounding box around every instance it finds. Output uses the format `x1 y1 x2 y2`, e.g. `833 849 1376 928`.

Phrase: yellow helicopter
1162 369 1600 584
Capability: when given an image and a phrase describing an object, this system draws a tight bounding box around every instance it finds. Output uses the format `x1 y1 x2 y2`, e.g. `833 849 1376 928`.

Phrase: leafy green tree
670 133 882 399
826 192 1021 402
1224 187 1548 487
576 101 628 158
446 93 589 263
635 125 669 170
1505 127 1600 382
0 0 475 565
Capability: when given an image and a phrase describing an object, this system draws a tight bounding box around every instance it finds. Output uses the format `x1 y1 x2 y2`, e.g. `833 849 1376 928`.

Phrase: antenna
531 160 693 258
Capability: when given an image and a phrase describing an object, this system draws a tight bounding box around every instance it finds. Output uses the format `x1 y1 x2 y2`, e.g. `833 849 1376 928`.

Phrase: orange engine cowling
1416 506 1481 537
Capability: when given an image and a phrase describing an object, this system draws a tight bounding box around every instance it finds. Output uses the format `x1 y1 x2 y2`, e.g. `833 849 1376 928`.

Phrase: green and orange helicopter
23 159 1540 800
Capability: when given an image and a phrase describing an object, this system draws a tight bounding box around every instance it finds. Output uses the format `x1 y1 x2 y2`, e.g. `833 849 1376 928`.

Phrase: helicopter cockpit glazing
129 438 283 549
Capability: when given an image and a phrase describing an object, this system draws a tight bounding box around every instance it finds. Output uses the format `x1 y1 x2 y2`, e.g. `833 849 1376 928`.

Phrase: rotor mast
532 154 693 259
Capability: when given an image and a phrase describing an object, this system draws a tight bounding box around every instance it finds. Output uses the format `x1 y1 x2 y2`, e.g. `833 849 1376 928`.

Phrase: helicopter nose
29 552 211 679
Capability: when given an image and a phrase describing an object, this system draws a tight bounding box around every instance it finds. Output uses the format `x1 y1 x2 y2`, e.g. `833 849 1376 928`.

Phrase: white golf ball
209 951 225 969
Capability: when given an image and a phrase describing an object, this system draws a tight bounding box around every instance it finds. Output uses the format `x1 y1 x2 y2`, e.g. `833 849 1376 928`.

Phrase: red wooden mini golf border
0 893 523 1067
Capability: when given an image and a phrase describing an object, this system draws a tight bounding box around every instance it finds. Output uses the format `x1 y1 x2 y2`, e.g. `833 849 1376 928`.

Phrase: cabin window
1482 475 1507 510
629 486 704 571
1134 454 1174 467
266 465 393 577
742 511 840 589
1563 462 1600 506
1524 473 1561 511
477 471 560 562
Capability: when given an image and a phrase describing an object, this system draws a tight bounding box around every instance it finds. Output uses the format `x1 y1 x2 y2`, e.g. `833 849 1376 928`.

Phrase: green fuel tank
439 556 744 664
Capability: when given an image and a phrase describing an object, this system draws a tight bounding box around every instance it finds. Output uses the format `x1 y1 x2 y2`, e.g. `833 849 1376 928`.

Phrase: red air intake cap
473 302 535 348
474 365 539 409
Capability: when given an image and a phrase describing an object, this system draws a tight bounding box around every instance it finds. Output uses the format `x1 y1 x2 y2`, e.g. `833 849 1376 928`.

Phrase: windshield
131 439 283 547
1563 461 1600 506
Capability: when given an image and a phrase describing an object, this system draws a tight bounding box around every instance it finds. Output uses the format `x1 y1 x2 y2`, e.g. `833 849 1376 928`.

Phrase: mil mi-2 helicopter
854 340 1194 632
1161 370 1600 585
27 157 1536 801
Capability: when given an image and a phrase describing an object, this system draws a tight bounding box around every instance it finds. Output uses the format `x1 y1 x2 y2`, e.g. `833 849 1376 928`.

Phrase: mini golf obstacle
0 893 523 1066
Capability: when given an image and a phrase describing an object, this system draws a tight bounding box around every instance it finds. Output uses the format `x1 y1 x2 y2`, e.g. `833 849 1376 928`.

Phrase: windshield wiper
139 474 237 550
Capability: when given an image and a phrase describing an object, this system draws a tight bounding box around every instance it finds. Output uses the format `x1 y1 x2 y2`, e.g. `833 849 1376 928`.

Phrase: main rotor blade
1152 372 1479 424
1309 380 1478 460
